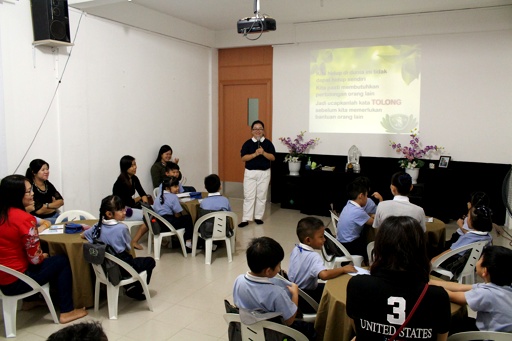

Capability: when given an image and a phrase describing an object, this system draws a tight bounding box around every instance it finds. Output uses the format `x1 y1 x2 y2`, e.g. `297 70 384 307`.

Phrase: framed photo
439 156 451 168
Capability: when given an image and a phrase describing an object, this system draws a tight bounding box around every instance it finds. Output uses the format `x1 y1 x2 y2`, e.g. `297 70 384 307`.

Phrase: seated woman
112 155 150 250
25 159 64 224
0 174 87 323
373 171 426 231
347 216 451 341
82 195 155 300
150 145 179 189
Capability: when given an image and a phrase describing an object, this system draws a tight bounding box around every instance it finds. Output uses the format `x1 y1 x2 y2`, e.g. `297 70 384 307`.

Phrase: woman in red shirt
0 175 87 323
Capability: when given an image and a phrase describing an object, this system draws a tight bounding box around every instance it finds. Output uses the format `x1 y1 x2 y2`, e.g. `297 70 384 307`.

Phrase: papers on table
177 192 190 198
39 225 64 235
348 266 370 276
179 197 194 203
427 216 434 223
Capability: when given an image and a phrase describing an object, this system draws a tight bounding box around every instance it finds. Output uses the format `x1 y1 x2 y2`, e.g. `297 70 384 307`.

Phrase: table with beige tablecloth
39 219 97 308
314 273 465 341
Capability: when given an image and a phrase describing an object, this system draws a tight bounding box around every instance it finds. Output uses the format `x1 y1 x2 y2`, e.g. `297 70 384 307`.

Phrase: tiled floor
1 199 511 340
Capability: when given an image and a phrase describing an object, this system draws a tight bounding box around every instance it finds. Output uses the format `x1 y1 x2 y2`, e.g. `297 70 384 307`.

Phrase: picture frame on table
438 156 451 168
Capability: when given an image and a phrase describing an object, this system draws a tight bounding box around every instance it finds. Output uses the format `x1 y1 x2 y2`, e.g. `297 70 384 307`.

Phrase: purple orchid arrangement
279 131 319 162
390 128 443 169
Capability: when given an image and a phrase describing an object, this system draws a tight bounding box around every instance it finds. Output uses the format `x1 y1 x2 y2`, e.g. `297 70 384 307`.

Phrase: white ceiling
70 0 512 32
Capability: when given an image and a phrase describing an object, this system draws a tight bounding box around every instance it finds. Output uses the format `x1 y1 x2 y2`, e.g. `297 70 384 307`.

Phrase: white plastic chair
123 220 145 240
0 265 59 338
321 231 363 268
91 253 153 319
448 331 511 341
367 241 375 265
329 209 339 236
152 187 159 199
431 241 488 284
192 211 238 264
275 273 318 323
55 210 96 223
223 313 308 341
141 206 187 260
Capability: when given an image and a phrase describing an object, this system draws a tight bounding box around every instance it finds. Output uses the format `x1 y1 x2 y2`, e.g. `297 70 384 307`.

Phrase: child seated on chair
152 176 195 252
336 181 374 265
200 174 231 211
233 237 316 340
288 217 356 307
354 176 383 215
430 246 512 333
82 195 155 301
446 191 489 249
431 205 493 275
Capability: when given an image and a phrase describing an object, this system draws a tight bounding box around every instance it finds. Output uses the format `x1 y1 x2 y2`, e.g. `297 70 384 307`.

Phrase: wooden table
39 219 97 308
314 273 465 341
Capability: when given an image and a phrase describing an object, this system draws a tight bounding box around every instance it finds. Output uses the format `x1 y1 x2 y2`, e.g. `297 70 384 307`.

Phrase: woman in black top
25 159 64 223
112 155 150 250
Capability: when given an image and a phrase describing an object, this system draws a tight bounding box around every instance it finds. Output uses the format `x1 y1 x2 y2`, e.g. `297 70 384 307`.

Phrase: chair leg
192 233 198 257
225 238 233 263
106 285 120 320
154 235 162 260
205 239 213 264
139 273 154 312
147 231 153 256
94 279 101 313
176 233 188 258
40 284 59 324
3 297 18 338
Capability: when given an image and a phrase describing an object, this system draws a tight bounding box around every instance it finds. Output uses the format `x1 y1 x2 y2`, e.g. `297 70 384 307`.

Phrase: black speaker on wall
30 0 71 43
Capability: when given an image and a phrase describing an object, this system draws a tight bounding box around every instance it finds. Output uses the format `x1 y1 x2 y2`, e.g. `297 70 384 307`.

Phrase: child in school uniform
82 195 155 300
446 191 489 249
336 181 374 264
432 205 493 266
354 176 383 215
233 237 316 340
288 217 356 306
430 245 512 332
152 176 194 251
200 174 231 211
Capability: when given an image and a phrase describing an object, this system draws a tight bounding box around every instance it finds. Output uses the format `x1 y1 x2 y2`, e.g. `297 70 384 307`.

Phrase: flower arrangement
389 129 443 169
279 131 319 163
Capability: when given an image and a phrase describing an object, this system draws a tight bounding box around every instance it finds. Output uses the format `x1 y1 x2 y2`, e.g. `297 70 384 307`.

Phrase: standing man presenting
239 120 276 228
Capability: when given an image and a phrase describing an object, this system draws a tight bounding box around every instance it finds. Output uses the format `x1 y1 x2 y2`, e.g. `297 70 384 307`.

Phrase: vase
288 161 301 176
405 168 419 184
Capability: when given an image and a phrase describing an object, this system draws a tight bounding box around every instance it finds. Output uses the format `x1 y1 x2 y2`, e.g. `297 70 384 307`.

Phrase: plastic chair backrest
194 211 237 240
223 313 308 341
329 210 339 236
367 241 375 265
142 206 179 235
55 210 96 223
431 241 488 283
448 331 511 341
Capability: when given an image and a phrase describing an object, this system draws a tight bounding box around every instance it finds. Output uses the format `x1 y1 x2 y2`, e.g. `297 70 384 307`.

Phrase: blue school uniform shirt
156 183 185 197
450 230 492 253
288 243 325 290
199 193 231 211
152 190 183 216
337 200 370 243
233 272 297 321
362 198 377 215
83 219 131 254
465 282 512 332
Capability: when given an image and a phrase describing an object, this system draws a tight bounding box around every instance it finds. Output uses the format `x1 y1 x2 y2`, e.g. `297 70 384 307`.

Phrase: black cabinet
271 153 510 225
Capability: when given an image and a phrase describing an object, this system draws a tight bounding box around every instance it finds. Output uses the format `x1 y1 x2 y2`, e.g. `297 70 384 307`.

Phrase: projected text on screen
310 45 421 134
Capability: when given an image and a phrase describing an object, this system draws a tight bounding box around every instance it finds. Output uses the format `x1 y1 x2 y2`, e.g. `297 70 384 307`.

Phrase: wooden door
219 81 272 183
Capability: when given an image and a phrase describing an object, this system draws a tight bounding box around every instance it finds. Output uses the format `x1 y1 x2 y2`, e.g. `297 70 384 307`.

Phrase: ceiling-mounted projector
237 0 276 35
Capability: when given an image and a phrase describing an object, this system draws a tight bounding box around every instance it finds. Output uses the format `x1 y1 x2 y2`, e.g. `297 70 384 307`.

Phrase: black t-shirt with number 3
347 269 451 341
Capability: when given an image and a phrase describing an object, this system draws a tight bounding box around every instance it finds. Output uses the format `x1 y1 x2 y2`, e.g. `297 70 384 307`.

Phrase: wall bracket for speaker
33 39 74 47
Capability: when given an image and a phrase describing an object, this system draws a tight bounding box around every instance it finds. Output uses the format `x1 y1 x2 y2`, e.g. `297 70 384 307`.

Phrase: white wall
0 3 215 213
271 7 512 164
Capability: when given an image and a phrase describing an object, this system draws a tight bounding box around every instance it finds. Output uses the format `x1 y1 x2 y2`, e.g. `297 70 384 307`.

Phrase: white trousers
242 169 271 222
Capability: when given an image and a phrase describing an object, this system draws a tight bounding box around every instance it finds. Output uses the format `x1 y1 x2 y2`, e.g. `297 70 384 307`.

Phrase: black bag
323 227 345 258
197 207 234 239
83 242 106 265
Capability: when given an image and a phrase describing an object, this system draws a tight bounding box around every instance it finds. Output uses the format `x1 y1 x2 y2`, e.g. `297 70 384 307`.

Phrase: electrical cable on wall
12 11 84 174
